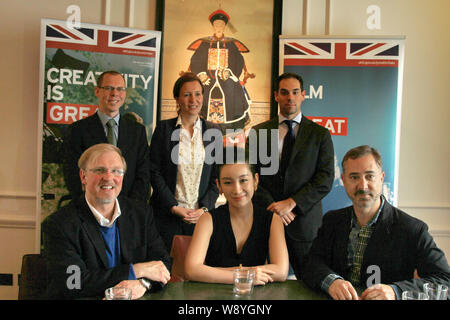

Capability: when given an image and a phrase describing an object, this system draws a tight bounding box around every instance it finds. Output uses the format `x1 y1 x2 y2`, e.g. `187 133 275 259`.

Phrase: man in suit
250 72 335 279
63 71 150 202
43 143 171 299
302 145 450 300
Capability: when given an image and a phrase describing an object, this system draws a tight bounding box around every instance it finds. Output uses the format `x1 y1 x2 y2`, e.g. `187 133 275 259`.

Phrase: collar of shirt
277 112 302 156
351 196 385 229
176 115 202 130
278 112 302 127
97 109 120 130
85 195 122 228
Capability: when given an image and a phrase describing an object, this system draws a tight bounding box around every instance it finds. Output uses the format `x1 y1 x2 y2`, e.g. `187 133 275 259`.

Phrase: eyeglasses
98 86 127 92
86 167 125 177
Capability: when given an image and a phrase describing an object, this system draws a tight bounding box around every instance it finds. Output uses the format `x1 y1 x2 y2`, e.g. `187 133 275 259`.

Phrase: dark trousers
285 235 313 280
156 217 195 253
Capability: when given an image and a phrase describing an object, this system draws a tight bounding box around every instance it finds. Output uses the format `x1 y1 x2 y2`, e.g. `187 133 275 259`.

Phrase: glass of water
233 268 256 296
401 291 429 300
105 286 132 300
423 283 448 300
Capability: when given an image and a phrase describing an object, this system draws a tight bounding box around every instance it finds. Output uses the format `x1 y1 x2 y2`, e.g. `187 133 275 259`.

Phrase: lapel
200 118 214 148
87 113 108 143
261 117 279 157
363 199 394 266
77 197 109 268
117 116 131 154
335 207 353 272
288 115 313 165
169 118 181 189
116 198 134 264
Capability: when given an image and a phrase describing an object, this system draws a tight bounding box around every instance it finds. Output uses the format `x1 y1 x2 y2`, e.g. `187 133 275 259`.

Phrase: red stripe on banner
353 43 385 56
51 24 82 40
46 103 97 124
46 41 156 57
288 42 319 55
306 116 348 136
115 34 145 44
97 29 109 50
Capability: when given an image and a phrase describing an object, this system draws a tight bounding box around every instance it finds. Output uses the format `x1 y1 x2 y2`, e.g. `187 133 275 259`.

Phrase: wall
0 0 448 299
0 0 156 300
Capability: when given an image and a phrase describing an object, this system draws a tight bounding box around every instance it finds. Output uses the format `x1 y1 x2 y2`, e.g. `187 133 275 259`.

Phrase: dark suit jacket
251 115 334 242
302 199 450 294
149 117 219 226
42 195 171 299
63 112 150 201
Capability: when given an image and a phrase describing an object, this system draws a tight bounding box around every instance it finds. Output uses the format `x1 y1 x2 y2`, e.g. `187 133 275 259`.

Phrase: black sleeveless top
204 203 274 268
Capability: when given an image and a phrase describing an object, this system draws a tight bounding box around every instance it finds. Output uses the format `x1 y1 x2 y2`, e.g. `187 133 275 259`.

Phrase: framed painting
156 0 282 132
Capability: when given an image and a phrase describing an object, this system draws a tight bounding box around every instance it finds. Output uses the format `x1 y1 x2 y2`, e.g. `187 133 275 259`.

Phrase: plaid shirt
321 197 384 292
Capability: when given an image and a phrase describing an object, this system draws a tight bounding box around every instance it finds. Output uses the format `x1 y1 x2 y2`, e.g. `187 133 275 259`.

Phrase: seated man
302 145 450 300
43 143 171 299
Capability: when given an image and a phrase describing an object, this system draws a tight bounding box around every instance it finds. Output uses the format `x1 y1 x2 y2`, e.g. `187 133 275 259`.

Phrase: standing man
63 71 150 202
302 145 450 300
250 72 335 279
43 144 171 299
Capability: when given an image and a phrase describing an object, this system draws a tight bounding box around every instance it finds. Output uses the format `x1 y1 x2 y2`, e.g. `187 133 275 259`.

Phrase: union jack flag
283 40 400 67
45 21 157 58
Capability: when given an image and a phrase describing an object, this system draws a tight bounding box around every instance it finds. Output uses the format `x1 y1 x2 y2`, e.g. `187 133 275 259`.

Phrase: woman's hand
171 206 204 224
183 208 204 224
251 267 275 286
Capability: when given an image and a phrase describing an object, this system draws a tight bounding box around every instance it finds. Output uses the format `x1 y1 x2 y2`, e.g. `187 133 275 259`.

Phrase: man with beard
302 145 450 300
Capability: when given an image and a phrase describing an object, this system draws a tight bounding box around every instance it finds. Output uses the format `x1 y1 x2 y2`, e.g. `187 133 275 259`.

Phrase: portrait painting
158 0 278 133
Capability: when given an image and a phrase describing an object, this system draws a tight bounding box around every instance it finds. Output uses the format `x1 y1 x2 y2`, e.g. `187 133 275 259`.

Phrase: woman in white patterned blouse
149 73 220 251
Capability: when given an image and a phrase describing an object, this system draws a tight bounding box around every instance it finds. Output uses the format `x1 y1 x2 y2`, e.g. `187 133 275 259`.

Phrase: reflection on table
142 280 329 300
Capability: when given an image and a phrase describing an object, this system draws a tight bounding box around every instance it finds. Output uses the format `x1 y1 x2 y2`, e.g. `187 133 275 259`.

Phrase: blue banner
280 37 404 213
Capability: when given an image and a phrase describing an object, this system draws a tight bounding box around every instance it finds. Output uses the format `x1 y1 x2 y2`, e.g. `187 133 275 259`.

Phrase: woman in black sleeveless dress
185 152 289 285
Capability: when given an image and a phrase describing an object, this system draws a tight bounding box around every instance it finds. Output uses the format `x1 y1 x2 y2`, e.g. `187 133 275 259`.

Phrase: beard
352 189 381 209
97 197 116 204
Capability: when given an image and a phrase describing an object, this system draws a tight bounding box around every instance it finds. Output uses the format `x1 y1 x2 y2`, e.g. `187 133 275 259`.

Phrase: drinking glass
233 268 256 296
401 291 428 300
423 283 448 300
105 286 132 300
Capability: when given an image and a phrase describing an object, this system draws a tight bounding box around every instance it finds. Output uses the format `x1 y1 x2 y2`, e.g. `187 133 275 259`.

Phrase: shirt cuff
390 284 401 300
321 274 344 293
129 264 137 280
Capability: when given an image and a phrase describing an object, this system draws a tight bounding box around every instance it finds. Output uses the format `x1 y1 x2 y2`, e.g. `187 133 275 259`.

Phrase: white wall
0 0 448 299
0 0 156 300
